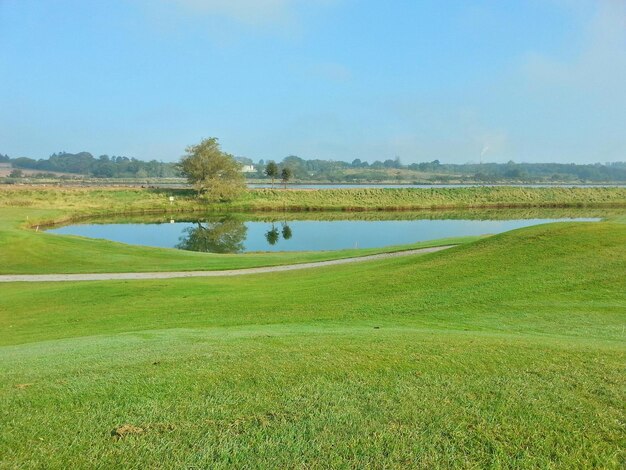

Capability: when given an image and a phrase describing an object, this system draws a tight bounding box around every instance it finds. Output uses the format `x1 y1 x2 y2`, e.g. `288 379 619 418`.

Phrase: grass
232 186 626 211
0 191 622 274
2 185 626 214
1 221 625 468
0 186 625 467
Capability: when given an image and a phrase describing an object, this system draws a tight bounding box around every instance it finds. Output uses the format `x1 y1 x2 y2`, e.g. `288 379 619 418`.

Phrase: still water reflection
176 219 247 253
48 215 600 253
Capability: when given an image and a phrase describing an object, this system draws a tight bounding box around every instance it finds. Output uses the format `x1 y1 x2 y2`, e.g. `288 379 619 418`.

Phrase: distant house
241 164 255 173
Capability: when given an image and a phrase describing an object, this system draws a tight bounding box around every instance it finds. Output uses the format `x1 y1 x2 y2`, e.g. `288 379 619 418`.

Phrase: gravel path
0 246 454 283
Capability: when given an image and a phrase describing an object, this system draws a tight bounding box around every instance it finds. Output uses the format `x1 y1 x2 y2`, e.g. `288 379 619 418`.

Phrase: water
47 216 600 253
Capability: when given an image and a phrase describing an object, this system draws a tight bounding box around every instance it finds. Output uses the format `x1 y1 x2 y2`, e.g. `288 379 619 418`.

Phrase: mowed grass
1 221 625 468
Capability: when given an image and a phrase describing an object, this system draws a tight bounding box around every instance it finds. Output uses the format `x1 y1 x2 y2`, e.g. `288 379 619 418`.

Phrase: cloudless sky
1 0 625 164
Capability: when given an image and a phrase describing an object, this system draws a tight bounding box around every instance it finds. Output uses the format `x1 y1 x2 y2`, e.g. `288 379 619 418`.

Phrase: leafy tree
265 161 279 188
9 169 23 178
12 157 37 169
281 167 293 188
178 137 245 201
93 162 115 178
235 156 253 165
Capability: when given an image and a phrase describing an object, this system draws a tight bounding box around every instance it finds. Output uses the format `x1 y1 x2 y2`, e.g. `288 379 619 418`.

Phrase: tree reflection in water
265 225 280 245
176 217 247 253
281 223 292 240
177 219 294 252
265 222 293 246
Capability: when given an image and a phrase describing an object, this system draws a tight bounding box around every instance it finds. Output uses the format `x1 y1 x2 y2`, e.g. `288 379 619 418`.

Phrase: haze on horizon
1 0 625 165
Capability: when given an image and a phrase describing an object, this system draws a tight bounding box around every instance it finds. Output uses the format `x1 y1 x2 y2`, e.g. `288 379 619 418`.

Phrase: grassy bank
234 186 626 211
1 204 621 275
2 185 622 275
2 185 626 216
1 221 625 467
0 207 478 274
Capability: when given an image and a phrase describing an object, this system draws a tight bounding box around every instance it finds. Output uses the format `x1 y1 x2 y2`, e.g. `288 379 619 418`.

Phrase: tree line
2 149 625 183
0 152 178 178
247 156 626 183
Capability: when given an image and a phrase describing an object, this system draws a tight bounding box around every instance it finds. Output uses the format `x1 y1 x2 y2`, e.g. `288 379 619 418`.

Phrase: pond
47 212 602 253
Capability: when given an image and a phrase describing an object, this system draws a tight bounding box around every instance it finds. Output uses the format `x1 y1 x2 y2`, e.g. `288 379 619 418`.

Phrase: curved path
0 245 454 283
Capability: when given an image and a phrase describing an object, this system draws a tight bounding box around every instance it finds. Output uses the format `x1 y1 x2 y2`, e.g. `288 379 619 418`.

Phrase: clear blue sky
1 0 624 164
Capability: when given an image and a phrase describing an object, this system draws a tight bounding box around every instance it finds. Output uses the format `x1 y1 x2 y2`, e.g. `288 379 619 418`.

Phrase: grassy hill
1 220 624 467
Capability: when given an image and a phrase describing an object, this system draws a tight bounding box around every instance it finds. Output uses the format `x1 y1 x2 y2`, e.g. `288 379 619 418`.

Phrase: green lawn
1 221 625 468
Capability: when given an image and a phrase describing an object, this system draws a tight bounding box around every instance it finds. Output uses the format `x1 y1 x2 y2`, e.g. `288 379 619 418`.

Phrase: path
0 245 454 283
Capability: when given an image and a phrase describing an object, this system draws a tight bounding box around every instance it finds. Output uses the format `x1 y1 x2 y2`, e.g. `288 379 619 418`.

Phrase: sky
1 0 625 164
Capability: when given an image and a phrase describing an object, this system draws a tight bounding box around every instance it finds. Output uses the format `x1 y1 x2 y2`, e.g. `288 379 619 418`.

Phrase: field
0 186 625 468
2 185 626 215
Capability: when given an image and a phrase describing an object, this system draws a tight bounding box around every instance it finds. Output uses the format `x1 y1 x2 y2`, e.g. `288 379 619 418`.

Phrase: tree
93 162 115 178
281 167 293 188
265 161 279 188
178 137 245 201
9 169 23 178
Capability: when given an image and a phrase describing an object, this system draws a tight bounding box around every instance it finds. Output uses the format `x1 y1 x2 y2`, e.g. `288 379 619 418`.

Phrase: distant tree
177 137 245 201
12 157 37 169
281 167 293 188
351 158 362 168
93 163 115 178
9 169 23 178
281 155 305 176
235 156 254 166
265 161 279 188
